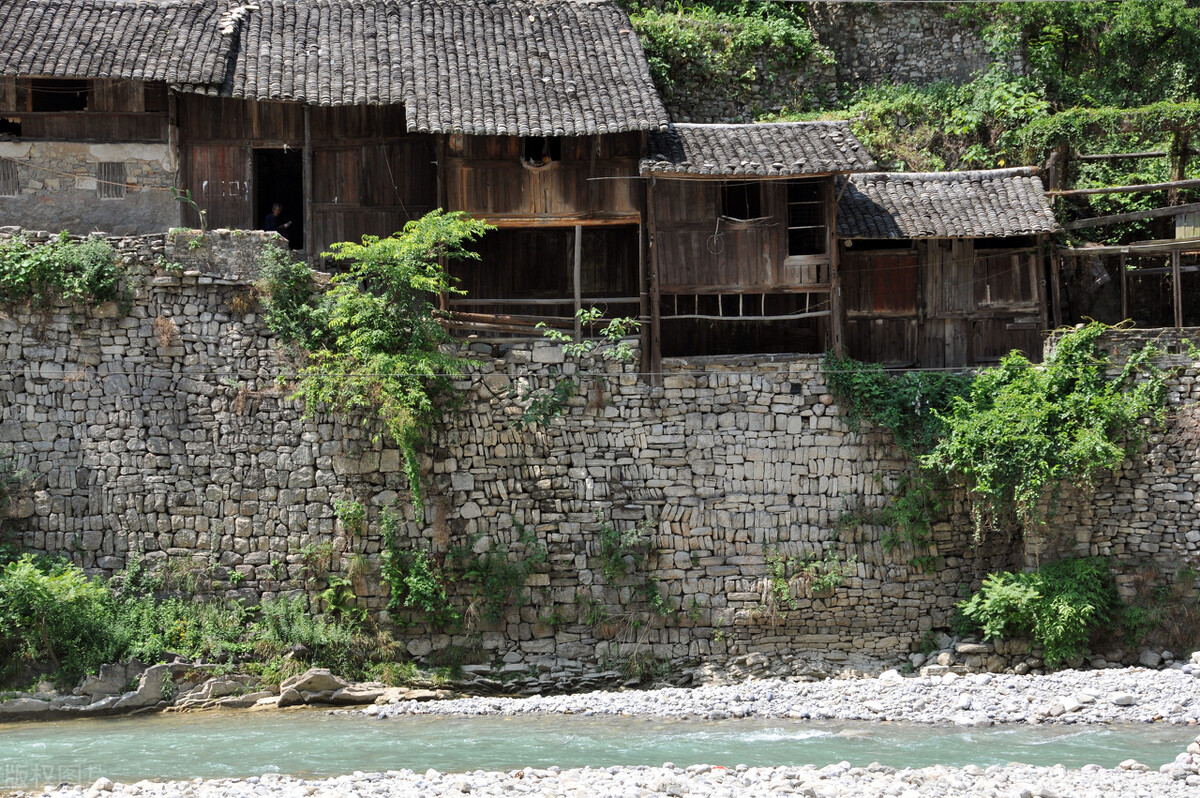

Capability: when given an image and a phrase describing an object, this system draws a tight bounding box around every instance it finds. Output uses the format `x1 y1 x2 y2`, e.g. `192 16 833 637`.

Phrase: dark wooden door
184 144 252 230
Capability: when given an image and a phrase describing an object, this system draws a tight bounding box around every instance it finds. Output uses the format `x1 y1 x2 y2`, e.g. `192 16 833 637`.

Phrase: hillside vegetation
629 1 1200 243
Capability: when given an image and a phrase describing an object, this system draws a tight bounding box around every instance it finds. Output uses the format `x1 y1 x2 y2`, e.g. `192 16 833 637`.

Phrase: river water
0 711 1192 788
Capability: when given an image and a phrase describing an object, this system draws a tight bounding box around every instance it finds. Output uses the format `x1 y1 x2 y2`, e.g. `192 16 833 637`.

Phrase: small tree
285 210 493 518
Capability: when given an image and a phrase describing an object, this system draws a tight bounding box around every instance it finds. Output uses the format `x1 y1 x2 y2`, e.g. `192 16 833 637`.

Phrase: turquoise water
0 711 1193 788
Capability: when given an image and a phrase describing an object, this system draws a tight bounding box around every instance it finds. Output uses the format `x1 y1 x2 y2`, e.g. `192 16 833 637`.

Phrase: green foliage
379 511 460 629
822 354 972 457
333 498 366 536
629 1 830 113
1120 566 1200 653
449 526 548 623
0 451 29 522
802 550 857 595
598 518 654 582
876 472 943 553
957 557 1119 668
0 555 118 684
924 322 1170 537
256 244 330 350
514 309 641 430
967 1 1200 108
0 233 122 307
279 211 492 518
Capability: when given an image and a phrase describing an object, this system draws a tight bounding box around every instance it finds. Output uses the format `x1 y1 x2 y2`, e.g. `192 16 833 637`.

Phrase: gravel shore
368 666 1200 726
22 666 1200 798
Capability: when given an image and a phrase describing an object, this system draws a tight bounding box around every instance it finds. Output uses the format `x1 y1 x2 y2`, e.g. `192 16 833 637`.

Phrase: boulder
1139 649 1163 668
0 696 55 718
276 687 304 708
113 663 171 710
76 660 147 699
328 684 388 705
279 668 348 696
1108 692 1138 706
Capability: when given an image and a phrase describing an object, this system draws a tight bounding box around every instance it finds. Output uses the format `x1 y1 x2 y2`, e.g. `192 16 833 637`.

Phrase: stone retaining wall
1 234 1197 680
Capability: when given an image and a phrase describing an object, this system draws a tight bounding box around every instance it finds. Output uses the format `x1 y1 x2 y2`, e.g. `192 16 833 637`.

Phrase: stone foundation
1 233 1197 679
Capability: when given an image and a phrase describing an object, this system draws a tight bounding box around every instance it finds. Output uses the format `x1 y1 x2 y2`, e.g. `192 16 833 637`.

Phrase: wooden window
96 162 126 199
786 180 826 255
30 79 89 112
721 181 763 220
0 160 18 196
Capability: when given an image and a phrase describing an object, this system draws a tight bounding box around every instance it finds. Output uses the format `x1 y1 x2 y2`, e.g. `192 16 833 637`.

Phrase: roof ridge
851 167 1039 181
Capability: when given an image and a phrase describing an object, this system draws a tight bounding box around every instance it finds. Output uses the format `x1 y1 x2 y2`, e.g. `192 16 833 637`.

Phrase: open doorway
254 148 303 249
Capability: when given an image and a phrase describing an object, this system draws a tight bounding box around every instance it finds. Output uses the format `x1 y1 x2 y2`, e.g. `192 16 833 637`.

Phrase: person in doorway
264 203 292 233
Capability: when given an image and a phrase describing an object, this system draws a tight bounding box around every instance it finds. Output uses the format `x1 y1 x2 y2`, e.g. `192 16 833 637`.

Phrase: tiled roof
640 122 875 177
398 0 669 135
221 0 668 134
0 0 236 86
837 168 1060 238
0 0 669 136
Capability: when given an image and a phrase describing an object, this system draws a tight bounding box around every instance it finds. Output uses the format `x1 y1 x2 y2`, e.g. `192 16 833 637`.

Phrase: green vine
0 233 121 307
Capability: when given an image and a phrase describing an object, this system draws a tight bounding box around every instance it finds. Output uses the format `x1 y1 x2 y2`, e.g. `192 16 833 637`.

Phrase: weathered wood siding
177 97 435 252
0 78 167 140
650 178 832 293
842 239 1044 367
442 134 641 221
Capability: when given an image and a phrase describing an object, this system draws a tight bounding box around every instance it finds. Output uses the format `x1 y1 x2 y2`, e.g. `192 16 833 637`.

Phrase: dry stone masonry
1 234 1197 680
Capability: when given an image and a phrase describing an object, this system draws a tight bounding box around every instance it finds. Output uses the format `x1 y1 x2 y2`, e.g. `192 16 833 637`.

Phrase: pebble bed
369 667 1200 726
22 667 1200 798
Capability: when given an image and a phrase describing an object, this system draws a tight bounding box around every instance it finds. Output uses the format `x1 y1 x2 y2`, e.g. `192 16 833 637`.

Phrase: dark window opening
0 160 18 196
522 136 561 165
786 179 826 255
30 78 89 112
96 162 126 199
0 118 19 137
721 182 763 220
975 235 1035 249
143 82 169 113
255 148 304 249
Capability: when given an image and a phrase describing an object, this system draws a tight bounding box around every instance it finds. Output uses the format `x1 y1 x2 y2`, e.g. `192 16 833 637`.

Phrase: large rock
113 663 171 710
328 683 388 705
1139 649 1163 668
280 668 348 696
76 660 147 699
0 696 55 717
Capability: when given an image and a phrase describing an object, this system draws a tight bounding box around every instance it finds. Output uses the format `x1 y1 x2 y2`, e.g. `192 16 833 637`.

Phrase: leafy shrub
925 322 1169 536
290 211 492 515
0 555 119 684
630 1 831 113
0 233 121 307
957 557 1119 668
256 244 330 350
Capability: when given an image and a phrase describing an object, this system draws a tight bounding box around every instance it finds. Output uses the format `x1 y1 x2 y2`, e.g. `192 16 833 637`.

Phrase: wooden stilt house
835 168 1060 367
639 122 875 365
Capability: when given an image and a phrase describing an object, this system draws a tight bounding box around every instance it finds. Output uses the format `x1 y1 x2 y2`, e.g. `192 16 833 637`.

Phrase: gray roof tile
837 168 1060 238
641 122 875 177
1 0 669 136
0 0 235 85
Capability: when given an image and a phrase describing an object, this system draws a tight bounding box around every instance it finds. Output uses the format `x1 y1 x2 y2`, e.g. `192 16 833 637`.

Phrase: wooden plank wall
0 78 167 141
442 133 641 220
178 98 435 252
650 179 831 292
841 239 1044 367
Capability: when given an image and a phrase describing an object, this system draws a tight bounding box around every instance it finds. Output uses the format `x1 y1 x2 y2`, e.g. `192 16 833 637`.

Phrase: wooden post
638 216 650 378
573 224 583 340
647 177 662 383
302 106 314 259
1172 250 1183 328
828 178 844 356
1050 251 1063 329
1120 253 1128 321
167 90 181 225
1169 132 1191 207
435 135 448 313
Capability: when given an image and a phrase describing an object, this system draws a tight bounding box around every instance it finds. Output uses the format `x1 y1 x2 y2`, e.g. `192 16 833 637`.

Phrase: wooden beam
647 176 662 383
1061 201 1200 230
1057 236 1200 256
1050 252 1063 329
661 310 831 323
1172 250 1184 328
1072 150 1168 163
1048 178 1200 197
302 106 313 258
573 224 582 341
1120 253 1128 321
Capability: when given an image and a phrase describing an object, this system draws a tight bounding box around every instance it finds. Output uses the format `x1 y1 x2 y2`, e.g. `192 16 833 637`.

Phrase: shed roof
640 122 875 178
837 168 1060 239
0 0 236 86
1 0 669 136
